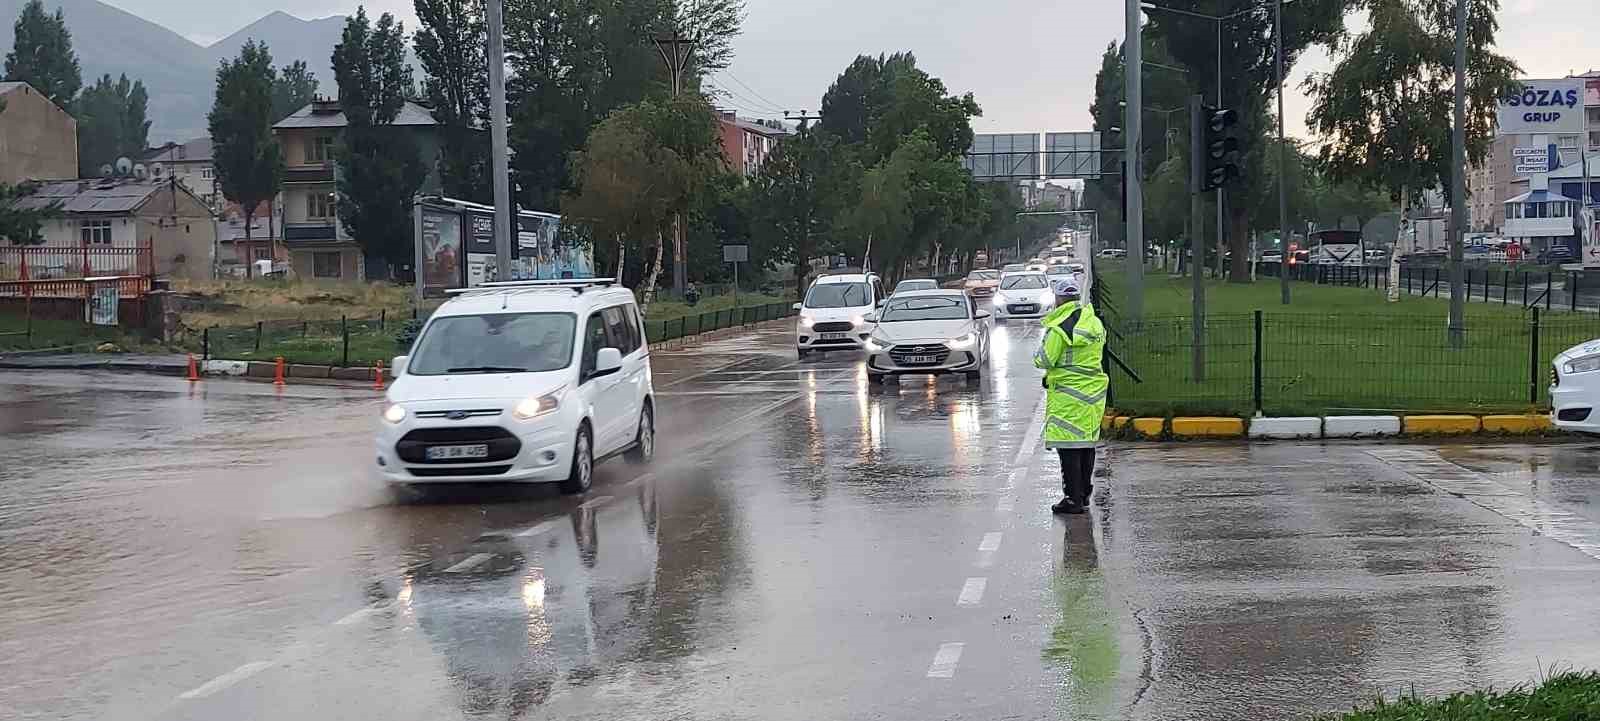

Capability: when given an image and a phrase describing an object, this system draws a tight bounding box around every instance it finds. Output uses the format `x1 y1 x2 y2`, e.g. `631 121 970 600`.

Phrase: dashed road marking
578 495 614 509
926 642 965 678
996 494 1015 514
978 532 1003 552
956 577 988 606
177 661 274 700
516 520 560 538
443 552 493 574
334 607 380 626
1012 393 1048 467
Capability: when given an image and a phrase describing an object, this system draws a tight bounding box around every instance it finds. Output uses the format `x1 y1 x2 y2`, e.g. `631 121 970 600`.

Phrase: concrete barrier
1323 415 1401 438
330 366 372 381
246 361 276 378
289 363 330 379
1170 417 1245 438
1248 416 1322 439
1402 415 1481 435
1130 418 1164 438
202 360 249 376
1481 414 1553 433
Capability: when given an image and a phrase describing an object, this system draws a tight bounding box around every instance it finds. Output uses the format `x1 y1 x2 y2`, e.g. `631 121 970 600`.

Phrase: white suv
795 272 885 359
376 279 654 493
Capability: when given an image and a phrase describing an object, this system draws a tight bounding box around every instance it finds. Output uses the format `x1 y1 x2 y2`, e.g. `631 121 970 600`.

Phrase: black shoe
1052 499 1086 515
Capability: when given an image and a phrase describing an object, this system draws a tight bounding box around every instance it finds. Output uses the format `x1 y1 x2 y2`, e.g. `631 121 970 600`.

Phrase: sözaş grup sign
1498 79 1585 135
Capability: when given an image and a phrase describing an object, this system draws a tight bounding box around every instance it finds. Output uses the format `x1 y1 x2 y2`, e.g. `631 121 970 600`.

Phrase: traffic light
1201 105 1240 192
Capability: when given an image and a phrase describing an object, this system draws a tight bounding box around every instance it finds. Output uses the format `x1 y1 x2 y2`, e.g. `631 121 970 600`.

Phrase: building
716 111 790 177
1467 72 1600 234
272 98 441 280
142 138 218 210
5 177 217 280
216 199 284 270
0 81 77 184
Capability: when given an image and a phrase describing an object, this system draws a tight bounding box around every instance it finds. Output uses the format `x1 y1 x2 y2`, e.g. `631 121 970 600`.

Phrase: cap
1052 277 1081 297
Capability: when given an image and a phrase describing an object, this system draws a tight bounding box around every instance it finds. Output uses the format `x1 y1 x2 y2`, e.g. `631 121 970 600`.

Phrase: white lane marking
334 607 379 626
1012 393 1049 467
926 642 965 678
443 552 493 573
978 532 1003 552
996 494 1015 514
627 472 656 487
578 495 614 509
177 660 274 700
516 520 561 538
956 577 988 607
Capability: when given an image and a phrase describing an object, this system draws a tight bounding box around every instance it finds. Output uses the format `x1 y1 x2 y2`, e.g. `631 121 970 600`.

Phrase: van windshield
408 312 577 375
805 282 869 308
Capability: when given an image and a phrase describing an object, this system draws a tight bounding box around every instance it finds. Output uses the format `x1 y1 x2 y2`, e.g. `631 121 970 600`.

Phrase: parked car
1097 248 1126 259
1260 251 1283 263
1538 245 1578 264
863 290 991 383
377 279 653 494
795 272 885 359
990 272 1054 320
1552 338 1600 434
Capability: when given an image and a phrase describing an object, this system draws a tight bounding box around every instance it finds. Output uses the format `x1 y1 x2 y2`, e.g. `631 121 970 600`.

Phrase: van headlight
799 314 814 327
382 404 407 424
948 334 976 350
513 387 565 420
1565 355 1600 374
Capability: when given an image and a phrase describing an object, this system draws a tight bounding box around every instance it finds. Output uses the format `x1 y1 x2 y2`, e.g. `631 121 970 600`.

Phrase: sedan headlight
513 387 566 420
865 337 892 352
382 403 407 424
992 294 1006 307
1565 355 1600 374
948 333 976 350
1038 291 1055 305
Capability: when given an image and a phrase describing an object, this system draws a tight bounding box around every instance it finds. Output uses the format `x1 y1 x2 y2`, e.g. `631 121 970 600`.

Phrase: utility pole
654 28 698 295
486 0 511 281
1448 0 1467 345
1274 0 1290 304
1215 24 1226 281
1189 94 1206 381
1125 0 1145 323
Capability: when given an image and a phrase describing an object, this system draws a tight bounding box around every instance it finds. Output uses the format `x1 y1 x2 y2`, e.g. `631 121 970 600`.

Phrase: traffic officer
1033 276 1108 515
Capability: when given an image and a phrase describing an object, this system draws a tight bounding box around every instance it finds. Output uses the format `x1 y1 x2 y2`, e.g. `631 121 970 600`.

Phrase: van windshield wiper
446 365 529 373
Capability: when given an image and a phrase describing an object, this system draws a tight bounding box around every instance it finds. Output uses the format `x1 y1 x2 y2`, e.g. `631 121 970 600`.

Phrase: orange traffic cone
273 356 286 386
373 359 385 390
185 353 200 381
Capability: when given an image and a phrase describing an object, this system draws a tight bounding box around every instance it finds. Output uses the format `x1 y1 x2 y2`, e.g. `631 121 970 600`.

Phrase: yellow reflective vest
1033 301 1108 448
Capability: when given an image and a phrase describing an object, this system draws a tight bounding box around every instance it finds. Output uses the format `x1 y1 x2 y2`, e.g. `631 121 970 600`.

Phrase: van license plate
427 444 489 460
820 332 848 340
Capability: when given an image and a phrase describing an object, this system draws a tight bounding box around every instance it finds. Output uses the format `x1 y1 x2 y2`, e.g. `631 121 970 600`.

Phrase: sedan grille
812 321 854 333
397 426 521 463
889 344 952 366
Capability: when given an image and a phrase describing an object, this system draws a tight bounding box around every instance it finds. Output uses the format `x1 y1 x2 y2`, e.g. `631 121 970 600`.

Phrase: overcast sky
107 0 1598 140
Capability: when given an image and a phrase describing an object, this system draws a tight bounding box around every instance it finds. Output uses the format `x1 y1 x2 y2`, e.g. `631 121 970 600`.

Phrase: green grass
0 311 156 353
643 292 787 321
1095 263 1600 417
1322 670 1600 721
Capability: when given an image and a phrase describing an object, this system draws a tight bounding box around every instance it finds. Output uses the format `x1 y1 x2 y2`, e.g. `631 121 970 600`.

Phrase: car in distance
962 269 1002 300
795 272 885 359
1552 338 1600 434
893 278 940 295
1096 248 1126 259
863 290 991 383
1260 250 1284 263
1000 263 1027 274
990 272 1053 320
377 279 653 494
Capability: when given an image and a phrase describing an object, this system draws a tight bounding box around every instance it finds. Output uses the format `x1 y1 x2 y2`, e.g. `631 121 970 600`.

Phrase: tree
270 60 318 123
1145 0 1347 281
819 52 981 166
0 181 56 245
333 7 428 272
209 40 283 278
76 73 150 177
3 0 80 109
749 128 851 297
675 0 745 76
414 0 489 202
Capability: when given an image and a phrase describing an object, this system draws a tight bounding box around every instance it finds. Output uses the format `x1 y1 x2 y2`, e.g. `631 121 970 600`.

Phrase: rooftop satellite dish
99 164 114 178
132 163 148 179
115 157 133 176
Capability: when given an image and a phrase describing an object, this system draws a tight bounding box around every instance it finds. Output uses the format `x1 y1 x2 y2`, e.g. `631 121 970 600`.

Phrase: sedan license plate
820 332 849 340
902 354 937 364
426 444 489 460
1012 304 1037 313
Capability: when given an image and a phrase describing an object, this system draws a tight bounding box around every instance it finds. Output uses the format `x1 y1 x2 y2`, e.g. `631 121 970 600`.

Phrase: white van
795 272 885 359
376 279 654 493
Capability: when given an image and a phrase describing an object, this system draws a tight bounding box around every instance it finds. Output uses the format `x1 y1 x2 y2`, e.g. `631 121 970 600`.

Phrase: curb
1110 413 1559 441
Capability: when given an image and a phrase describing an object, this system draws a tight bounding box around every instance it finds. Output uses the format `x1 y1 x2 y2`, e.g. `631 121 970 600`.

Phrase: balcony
283 165 334 184
284 222 338 242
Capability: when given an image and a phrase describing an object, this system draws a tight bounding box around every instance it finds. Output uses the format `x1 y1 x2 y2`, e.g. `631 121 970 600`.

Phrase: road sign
963 134 1040 180
1512 145 1555 176
1497 78 1585 135
722 244 749 262
1044 132 1102 179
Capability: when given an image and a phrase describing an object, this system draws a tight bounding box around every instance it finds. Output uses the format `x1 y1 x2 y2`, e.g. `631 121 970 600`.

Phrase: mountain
0 1 345 144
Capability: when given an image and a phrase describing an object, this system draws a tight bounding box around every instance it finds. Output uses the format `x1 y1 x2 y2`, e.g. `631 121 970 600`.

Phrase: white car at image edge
1551 338 1600 433
375 279 654 493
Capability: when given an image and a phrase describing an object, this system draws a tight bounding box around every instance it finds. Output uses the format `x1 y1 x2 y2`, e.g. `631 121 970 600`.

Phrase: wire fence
644 301 797 344
1108 310 1600 417
1256 263 1600 312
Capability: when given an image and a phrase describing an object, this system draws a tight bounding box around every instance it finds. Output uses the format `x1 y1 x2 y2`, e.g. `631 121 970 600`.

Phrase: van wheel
559 425 593 495
797 347 810 360
626 404 654 464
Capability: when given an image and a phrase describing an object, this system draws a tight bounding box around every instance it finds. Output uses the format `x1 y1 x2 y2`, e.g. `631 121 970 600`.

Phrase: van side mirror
593 347 623 378
862 314 877 323
792 302 803 311
391 355 408 377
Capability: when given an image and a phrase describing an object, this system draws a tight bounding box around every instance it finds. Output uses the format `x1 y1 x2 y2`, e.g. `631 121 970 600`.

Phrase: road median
1110 412 1560 441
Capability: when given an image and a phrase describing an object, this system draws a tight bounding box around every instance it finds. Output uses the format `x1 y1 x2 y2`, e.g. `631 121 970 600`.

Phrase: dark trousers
1058 448 1096 504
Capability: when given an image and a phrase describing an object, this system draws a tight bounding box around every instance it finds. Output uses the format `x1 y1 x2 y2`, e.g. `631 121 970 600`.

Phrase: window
201 167 215 180
306 135 335 163
313 252 341 278
872 278 886 303
307 192 334 219
151 165 163 178
878 296 972 322
602 305 638 354
1000 274 1048 290
624 304 647 351
254 246 272 260
804 282 868 309
408 313 577 375
580 313 609 380
80 220 111 245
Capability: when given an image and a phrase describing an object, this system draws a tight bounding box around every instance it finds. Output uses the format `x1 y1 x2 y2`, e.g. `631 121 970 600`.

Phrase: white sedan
862 290 991 383
1551 338 1600 433
990 271 1055 320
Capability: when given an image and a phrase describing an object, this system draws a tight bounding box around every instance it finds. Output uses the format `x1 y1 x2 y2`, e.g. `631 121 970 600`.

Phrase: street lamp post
1274 0 1290 304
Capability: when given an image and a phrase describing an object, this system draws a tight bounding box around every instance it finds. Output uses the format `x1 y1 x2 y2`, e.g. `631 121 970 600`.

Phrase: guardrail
645 301 797 345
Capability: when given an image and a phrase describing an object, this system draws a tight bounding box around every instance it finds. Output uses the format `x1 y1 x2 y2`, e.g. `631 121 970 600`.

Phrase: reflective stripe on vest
1047 415 1091 439
1051 385 1107 404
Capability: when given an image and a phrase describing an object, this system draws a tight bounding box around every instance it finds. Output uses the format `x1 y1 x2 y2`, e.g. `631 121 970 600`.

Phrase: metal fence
0 244 154 282
645 301 797 344
198 313 394 367
1108 309 1600 416
1255 262 1600 312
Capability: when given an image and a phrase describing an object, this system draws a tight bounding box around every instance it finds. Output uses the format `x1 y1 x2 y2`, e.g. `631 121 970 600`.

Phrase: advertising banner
1497 79 1585 135
419 206 462 296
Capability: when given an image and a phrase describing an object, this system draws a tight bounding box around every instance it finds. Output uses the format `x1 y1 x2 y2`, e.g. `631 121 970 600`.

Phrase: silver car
862 290 991 383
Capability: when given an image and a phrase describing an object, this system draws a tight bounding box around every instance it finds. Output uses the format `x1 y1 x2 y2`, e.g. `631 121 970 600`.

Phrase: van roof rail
444 278 618 296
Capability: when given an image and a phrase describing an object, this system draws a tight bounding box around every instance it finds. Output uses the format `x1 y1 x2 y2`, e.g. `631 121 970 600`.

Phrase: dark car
1538 245 1578 264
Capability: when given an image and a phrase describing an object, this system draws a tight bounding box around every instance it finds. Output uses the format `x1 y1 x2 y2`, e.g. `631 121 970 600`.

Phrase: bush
1325 671 1600 720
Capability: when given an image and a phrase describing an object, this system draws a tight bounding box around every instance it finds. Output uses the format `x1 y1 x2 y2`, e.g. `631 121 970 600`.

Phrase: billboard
963 133 1039 180
515 212 592 280
1044 132 1102 179
1497 78 1585 135
419 206 463 296
464 210 498 286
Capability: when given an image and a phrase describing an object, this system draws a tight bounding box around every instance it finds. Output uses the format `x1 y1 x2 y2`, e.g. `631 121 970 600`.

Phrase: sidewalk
0 352 190 375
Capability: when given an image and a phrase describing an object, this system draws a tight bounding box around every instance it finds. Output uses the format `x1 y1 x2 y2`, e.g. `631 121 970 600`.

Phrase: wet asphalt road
8 314 1600 719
